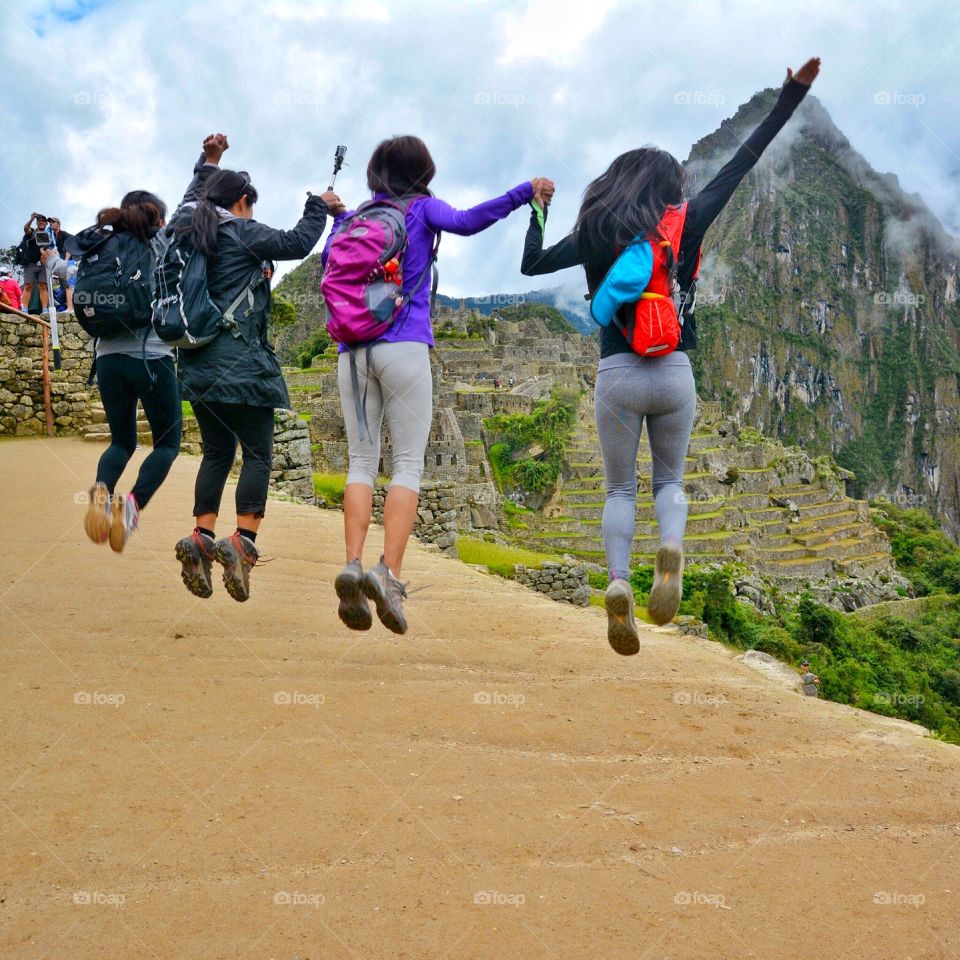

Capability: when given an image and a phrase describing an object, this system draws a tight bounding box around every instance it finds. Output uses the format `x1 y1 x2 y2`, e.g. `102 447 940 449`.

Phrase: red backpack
615 203 702 357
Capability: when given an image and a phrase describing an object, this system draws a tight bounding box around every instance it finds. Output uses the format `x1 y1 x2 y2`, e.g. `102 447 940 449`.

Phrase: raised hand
318 190 345 215
531 177 555 208
202 132 230 164
786 57 821 87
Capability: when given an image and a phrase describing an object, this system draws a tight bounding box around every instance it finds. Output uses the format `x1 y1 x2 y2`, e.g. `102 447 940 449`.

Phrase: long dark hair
367 135 436 197
181 169 259 257
574 147 684 279
96 189 167 244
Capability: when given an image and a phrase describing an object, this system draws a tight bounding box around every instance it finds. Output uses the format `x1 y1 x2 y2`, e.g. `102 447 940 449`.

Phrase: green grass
457 538 560 578
313 473 347 506
181 400 193 417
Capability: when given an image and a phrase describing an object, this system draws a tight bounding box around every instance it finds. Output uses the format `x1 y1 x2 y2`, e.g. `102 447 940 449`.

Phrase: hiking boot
361 555 408 635
605 578 640 656
108 492 140 553
84 482 111 545
175 529 216 599
647 543 684 626
335 559 372 631
214 533 259 603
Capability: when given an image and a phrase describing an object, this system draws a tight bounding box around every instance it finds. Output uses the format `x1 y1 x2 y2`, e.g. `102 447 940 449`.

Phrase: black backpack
13 235 33 267
73 228 153 338
151 228 267 350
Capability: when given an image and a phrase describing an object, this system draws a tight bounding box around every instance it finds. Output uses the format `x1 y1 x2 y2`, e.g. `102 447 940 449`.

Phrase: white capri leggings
338 341 433 492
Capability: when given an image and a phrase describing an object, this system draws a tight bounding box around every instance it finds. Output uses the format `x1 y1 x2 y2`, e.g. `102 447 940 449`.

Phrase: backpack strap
349 344 374 442
222 261 269 338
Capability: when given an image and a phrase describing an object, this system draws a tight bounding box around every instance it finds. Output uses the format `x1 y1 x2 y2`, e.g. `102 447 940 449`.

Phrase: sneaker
84 482 111 545
335 559 372 631
214 533 259 603
647 544 684 626
605 578 640 656
361 555 408 635
175 529 216 599
108 492 139 553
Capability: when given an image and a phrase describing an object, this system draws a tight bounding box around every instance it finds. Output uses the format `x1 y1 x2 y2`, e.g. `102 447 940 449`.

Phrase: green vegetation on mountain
491 303 577 336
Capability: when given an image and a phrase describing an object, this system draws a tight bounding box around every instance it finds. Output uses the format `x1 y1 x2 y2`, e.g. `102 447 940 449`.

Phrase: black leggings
192 401 275 518
96 354 182 508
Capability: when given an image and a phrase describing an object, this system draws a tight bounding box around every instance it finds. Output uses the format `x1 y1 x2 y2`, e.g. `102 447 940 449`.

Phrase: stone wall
0 313 95 435
514 560 591 606
270 411 314 505
372 481 458 556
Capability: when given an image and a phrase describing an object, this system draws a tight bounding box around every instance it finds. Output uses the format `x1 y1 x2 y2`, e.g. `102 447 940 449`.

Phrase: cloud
2 0 958 298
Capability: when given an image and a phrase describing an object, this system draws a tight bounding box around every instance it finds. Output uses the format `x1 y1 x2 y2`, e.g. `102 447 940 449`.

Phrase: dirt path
2 438 959 959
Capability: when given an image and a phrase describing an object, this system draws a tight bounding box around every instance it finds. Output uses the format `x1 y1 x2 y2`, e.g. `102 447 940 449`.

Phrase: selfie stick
328 145 347 191
41 238 61 370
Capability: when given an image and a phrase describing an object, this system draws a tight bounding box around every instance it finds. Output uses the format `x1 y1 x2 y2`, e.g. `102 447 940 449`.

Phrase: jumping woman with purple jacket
321 135 553 634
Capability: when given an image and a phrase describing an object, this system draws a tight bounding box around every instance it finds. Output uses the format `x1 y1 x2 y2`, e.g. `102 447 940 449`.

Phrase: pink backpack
321 196 440 345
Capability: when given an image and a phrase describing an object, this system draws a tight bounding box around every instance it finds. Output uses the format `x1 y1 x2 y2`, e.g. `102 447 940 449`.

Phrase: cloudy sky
2 0 958 299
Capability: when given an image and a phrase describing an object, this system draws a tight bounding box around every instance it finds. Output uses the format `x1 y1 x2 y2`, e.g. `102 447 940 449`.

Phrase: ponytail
96 189 167 244
180 168 259 258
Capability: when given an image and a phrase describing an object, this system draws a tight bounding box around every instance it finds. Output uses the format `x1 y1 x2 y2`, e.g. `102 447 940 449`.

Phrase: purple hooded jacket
321 182 534 349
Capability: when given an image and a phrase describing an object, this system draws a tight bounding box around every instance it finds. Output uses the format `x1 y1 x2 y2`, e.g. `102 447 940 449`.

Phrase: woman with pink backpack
321 135 553 634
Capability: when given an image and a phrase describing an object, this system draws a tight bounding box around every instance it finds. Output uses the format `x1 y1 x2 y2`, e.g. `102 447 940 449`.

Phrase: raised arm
682 58 821 264
418 182 535 236
240 194 330 262
169 133 230 225
520 201 581 276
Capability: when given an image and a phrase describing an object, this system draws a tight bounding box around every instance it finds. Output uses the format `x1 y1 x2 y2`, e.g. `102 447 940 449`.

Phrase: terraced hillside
528 397 896 583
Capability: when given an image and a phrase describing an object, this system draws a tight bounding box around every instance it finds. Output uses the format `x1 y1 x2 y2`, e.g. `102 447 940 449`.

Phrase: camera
35 231 53 249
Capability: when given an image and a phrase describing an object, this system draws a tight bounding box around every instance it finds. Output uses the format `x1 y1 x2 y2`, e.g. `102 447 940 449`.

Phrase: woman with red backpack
521 58 821 654
321 135 553 634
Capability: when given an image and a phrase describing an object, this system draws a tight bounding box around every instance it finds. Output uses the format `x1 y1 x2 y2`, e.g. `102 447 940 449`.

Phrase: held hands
786 57 821 87
202 132 230 165
531 177 555 208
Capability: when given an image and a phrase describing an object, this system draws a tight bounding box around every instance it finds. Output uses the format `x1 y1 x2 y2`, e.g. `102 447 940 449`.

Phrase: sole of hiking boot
335 568 372 631
84 484 110 545
215 540 251 603
605 586 640 656
175 538 213 599
108 494 130 554
360 571 407 635
647 544 684 626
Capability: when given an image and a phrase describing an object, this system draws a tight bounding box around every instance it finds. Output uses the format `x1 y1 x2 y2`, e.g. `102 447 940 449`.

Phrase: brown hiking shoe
175 529 216 599
214 533 259 603
335 559 373 631
647 544 684 625
108 492 140 553
605 578 640 656
84 482 110 545
361 556 408 635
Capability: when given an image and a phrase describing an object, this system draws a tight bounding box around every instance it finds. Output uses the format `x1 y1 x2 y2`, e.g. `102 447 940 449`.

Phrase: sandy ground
2 437 960 960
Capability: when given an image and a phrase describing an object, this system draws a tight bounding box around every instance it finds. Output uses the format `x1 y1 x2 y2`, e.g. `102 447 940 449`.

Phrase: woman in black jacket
174 137 340 602
521 58 821 652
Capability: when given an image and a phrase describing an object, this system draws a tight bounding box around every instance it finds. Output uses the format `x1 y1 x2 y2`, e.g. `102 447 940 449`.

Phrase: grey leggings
338 341 433 492
594 351 697 579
